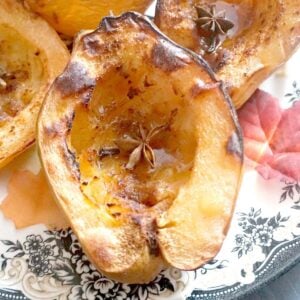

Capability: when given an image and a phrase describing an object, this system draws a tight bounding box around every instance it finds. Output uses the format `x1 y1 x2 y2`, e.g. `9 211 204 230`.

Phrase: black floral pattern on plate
280 181 300 209
232 208 289 259
0 228 181 300
199 259 228 275
285 80 300 103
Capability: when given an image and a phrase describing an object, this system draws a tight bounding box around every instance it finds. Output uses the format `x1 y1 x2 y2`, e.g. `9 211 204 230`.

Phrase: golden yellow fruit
155 0 300 108
38 12 243 283
0 0 69 168
25 0 153 36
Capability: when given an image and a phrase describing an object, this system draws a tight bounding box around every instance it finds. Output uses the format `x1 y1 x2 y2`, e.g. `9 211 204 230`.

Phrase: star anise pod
195 5 234 52
195 5 234 35
116 110 177 170
115 124 162 170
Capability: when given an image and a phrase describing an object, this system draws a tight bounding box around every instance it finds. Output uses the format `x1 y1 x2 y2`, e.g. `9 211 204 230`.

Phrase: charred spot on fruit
44 123 65 139
62 142 80 181
66 112 75 132
83 33 120 57
143 76 154 87
44 113 74 138
151 42 191 73
132 215 159 256
146 228 159 256
44 124 61 139
144 219 159 256
55 61 96 97
227 131 243 160
100 17 118 33
127 87 141 99
112 212 121 218
82 33 101 56
80 87 94 105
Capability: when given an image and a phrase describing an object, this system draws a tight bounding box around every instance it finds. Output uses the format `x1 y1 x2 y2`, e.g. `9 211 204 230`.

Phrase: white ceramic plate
0 2 299 299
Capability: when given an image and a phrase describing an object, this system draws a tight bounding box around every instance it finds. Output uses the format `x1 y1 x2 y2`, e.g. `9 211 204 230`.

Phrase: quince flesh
38 13 243 283
26 0 153 36
0 0 69 168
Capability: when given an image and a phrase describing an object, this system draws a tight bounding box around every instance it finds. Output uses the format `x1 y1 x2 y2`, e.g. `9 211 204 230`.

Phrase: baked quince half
25 0 153 36
155 0 300 108
38 12 243 283
0 0 69 168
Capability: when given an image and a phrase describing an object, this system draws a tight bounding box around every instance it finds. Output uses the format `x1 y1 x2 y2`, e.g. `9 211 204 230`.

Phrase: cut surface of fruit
155 0 300 108
0 0 69 168
38 12 243 283
0 25 42 120
25 0 153 36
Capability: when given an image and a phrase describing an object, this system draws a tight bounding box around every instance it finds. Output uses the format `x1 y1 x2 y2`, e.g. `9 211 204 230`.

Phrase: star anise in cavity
116 110 177 170
116 124 162 170
195 5 234 52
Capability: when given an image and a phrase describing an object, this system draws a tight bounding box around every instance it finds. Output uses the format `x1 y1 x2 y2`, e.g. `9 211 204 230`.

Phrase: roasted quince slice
25 0 153 36
0 0 69 168
155 0 300 108
38 12 243 283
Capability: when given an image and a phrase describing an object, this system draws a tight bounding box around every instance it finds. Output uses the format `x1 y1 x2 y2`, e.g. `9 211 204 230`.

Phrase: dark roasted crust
226 131 243 160
56 61 96 97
